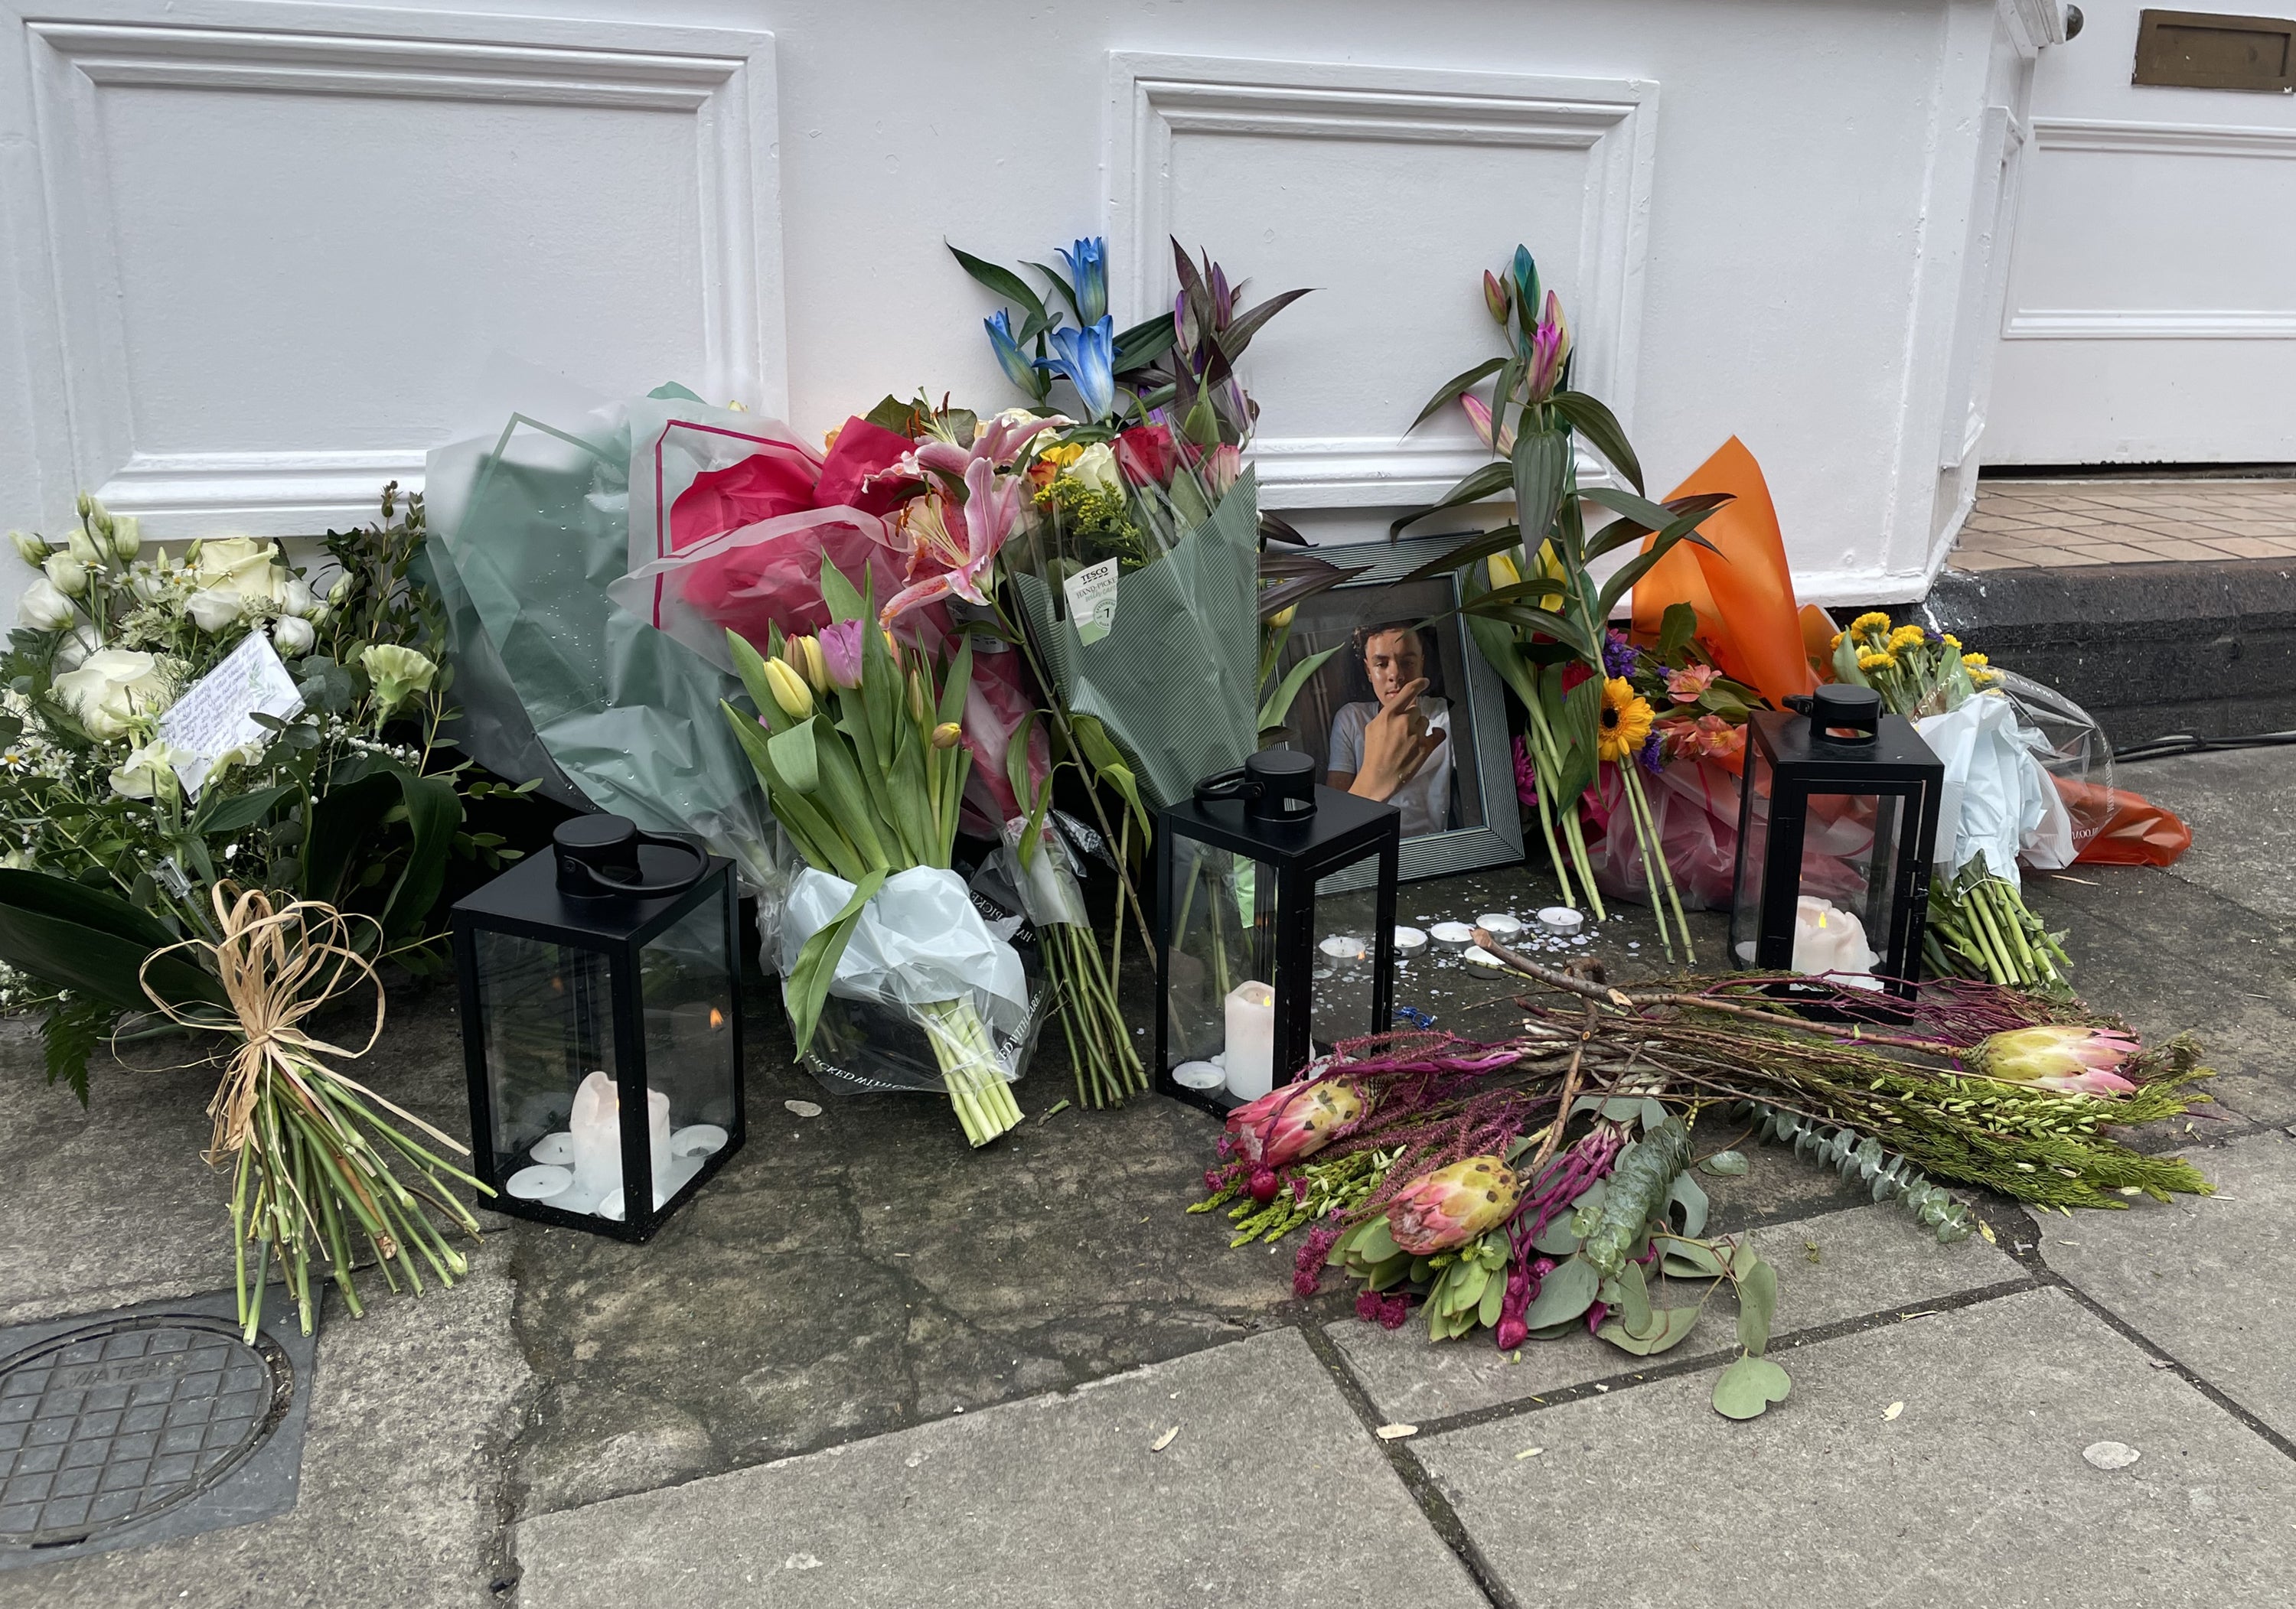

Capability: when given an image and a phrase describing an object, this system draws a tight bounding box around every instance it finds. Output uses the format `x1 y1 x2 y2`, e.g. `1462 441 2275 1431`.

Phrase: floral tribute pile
1197 933 2213 1418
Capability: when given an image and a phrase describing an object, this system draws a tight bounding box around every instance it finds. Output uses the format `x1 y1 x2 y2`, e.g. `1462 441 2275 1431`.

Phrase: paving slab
2024 867 2296 1134
2119 748 2296 924
14 1239 532 1608
513 1327 1482 1609
1327 1201 2027 1424
2040 1130 2296 1441
1418 1285 2296 1608
0 988 484 1327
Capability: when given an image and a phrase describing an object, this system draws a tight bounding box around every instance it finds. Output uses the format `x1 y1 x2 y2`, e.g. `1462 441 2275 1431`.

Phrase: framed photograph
1268 535 1524 884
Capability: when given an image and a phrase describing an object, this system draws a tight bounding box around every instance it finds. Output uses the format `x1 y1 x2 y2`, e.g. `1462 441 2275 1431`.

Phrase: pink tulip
1972 1024 2141 1096
1385 1155 1520 1255
1225 1079 1366 1169
817 617 866 690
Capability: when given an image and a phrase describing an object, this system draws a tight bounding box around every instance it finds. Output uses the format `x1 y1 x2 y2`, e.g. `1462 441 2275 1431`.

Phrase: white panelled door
1986 2 2296 464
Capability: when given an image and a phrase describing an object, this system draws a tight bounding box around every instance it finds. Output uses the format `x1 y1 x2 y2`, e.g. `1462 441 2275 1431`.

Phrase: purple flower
1585 1299 1610 1336
818 617 867 690
1294 1225 1342 1298
1512 734 1539 809
1601 629 1636 679
1637 731 1665 777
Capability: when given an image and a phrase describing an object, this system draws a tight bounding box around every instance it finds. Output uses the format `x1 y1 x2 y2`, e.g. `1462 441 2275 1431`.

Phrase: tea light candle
1791 895 1878 979
1223 980 1277 1102
1429 921 1476 946
1319 935 1367 960
1536 906 1584 936
1393 926 1427 955
1477 913 1524 942
1172 1060 1226 1091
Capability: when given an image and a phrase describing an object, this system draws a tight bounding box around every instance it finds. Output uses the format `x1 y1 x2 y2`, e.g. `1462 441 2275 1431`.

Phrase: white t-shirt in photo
1327 696 1453 837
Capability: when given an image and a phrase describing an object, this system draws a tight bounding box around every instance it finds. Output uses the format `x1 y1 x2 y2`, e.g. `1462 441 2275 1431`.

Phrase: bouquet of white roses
1 484 526 1096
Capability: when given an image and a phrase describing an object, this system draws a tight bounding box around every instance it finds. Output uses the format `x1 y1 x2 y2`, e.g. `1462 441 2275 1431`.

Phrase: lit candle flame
709 1006 725 1031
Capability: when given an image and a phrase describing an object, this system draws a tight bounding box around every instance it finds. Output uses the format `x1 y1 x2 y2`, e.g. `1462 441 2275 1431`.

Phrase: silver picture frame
1268 534 1525 886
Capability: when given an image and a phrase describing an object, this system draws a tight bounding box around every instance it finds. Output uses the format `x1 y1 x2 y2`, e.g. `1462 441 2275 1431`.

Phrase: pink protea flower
1971 1024 2141 1096
1386 1156 1521 1255
1225 1080 1367 1168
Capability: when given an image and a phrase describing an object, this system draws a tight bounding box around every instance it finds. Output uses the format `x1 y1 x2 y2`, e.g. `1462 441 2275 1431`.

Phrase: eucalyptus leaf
1735 1256 1779 1357
1521 1256 1599 1329
1531 1216 1584 1256
1660 1240 1728 1278
1598 1304 1703 1357
1668 1172 1711 1239
1699 1151 1750 1177
1711 1355 1792 1420
1614 1261 1654 1338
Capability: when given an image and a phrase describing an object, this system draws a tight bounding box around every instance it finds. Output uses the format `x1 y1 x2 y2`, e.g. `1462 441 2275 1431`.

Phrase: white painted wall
1986 1 2296 464
1 0 2051 619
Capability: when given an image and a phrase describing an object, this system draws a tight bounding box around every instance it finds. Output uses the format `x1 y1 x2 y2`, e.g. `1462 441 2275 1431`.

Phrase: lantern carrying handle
552 815 712 900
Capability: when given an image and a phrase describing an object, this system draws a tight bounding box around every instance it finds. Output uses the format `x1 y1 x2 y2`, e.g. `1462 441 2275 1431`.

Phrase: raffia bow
139 885 467 1166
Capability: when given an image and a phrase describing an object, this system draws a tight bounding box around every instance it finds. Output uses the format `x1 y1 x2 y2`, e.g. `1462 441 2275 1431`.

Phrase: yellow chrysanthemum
1962 651 1988 669
1850 611 1892 636
1828 631 1844 651
1887 624 1926 651
1857 651 1896 673
1597 676 1655 761
1941 634 1961 650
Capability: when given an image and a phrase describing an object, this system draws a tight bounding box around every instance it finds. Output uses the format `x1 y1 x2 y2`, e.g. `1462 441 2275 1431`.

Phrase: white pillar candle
1791 896 1878 979
569 1070 674 1205
1223 980 1277 1102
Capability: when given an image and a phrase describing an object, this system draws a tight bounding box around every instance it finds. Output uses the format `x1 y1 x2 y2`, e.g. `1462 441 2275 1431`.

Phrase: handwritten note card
158 631 305 799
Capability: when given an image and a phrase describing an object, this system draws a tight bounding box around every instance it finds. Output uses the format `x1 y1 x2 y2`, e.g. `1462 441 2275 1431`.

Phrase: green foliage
40 992 115 1106
1750 1103 1975 1243
1712 1357 1792 1420
1582 1116 1691 1277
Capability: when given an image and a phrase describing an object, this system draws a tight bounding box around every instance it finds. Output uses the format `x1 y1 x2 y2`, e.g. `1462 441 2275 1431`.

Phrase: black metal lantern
453 816 745 1242
1155 751 1401 1114
1729 685 1945 1000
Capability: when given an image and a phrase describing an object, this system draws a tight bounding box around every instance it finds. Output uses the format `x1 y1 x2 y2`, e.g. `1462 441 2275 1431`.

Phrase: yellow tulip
762 656 814 720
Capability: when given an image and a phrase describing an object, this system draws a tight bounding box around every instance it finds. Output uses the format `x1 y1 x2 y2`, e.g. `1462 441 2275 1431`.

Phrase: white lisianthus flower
54 622 103 673
328 573 354 606
8 531 47 568
360 643 437 713
108 738 191 801
43 553 89 597
17 575 75 630
272 615 315 656
185 588 244 633
66 527 103 568
280 575 315 618
207 740 264 782
109 514 141 562
1068 441 1122 497
53 648 169 741
188 536 288 607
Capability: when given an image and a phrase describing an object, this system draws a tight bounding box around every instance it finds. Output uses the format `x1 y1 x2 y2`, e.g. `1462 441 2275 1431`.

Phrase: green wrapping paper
1009 470 1261 810
422 407 773 882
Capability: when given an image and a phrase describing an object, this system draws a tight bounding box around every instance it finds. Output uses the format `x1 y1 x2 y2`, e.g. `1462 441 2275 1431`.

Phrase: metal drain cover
0 1292 316 1569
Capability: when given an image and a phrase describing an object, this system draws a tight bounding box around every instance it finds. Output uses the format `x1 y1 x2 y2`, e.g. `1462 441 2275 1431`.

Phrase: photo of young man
1325 622 1454 836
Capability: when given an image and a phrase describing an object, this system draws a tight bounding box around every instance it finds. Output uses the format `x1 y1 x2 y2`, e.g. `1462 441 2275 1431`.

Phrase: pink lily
880 458 1022 624
1526 291 1571 402
1460 392 1516 454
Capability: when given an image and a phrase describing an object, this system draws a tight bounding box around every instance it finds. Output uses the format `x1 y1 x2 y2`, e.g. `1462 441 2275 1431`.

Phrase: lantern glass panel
639 897 740 1149
471 929 615 1181
1310 873 1384 1053
1796 791 1910 973
1730 744 1776 964
1164 840 1284 1102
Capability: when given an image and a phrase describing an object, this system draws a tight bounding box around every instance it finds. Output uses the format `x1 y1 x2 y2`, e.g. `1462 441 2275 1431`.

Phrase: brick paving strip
1951 478 2296 571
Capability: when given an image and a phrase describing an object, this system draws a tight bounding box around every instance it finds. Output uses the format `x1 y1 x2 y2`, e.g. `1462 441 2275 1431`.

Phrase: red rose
1113 424 1176 487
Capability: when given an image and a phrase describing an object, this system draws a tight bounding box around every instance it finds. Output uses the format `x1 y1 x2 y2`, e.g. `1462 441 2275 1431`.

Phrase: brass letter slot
2134 9 2296 91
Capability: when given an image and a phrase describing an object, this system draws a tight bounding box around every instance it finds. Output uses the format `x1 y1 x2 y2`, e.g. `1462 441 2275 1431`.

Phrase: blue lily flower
984 308 1040 396
1036 314 1116 421
1057 237 1108 325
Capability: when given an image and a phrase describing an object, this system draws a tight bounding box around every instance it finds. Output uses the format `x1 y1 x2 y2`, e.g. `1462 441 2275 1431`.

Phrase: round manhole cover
0 1316 290 1549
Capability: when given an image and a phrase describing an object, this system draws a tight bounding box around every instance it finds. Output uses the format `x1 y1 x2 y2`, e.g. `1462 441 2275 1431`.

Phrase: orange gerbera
1596 676 1655 761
